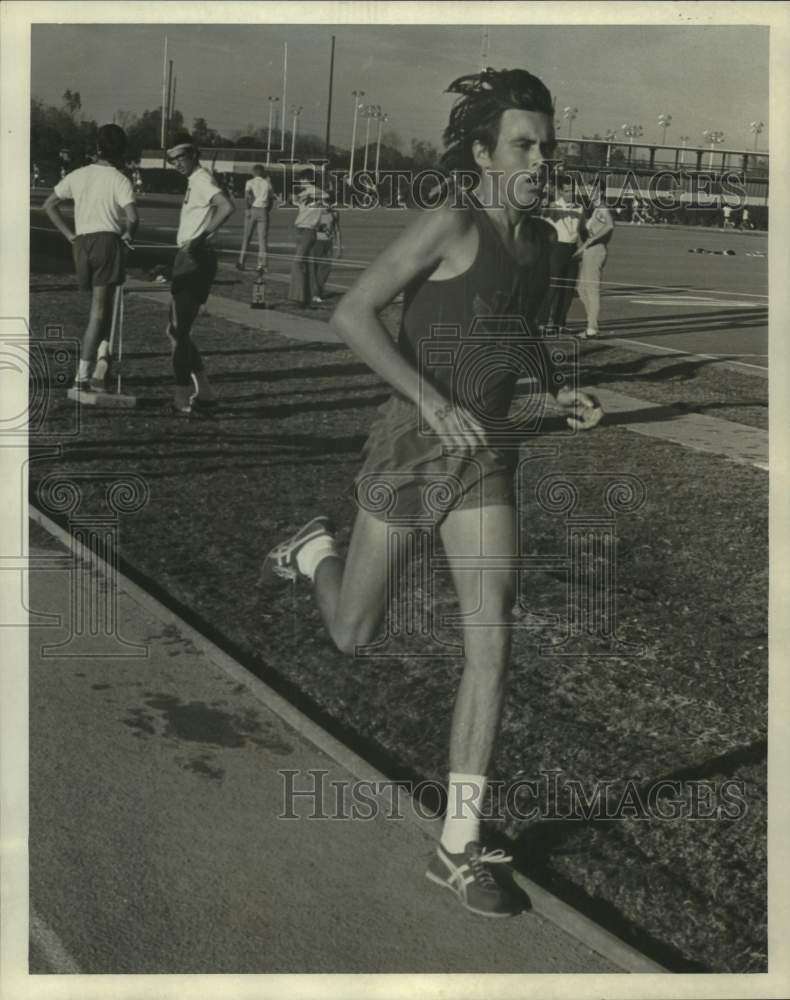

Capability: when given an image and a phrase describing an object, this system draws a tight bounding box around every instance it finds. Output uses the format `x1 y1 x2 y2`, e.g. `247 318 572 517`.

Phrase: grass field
27 216 768 972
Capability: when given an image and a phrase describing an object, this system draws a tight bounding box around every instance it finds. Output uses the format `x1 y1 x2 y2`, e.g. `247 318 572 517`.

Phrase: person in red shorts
43 124 138 396
260 68 603 918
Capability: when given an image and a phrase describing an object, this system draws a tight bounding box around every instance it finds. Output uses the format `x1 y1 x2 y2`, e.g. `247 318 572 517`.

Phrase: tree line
31 91 442 178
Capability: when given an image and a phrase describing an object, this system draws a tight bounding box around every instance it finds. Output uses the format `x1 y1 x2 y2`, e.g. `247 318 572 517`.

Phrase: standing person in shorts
237 164 274 272
574 191 614 339
260 68 603 917
43 124 138 395
166 138 235 416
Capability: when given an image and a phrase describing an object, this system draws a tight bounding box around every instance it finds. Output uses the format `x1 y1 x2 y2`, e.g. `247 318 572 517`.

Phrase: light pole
604 128 617 166
290 105 303 161
749 120 765 151
678 135 689 166
374 110 389 183
702 129 725 169
348 89 365 178
362 104 378 174
622 123 643 144
657 113 672 145
563 106 578 140
266 96 279 165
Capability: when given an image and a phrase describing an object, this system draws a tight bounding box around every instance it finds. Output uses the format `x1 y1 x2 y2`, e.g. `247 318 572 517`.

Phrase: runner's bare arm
331 206 487 448
42 193 74 244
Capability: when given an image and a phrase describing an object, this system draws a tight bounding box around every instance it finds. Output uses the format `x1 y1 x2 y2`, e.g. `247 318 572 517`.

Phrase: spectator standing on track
43 124 138 396
166 138 235 417
310 195 342 303
288 180 322 306
261 67 603 919
541 174 583 331
740 207 752 230
237 165 274 273
31 162 40 188
574 191 614 339
722 202 734 229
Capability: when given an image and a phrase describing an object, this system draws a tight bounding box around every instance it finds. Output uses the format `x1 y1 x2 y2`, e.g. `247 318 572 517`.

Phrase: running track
31 196 768 376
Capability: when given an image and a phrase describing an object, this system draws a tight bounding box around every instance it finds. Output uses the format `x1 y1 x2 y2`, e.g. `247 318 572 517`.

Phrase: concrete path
26 524 632 976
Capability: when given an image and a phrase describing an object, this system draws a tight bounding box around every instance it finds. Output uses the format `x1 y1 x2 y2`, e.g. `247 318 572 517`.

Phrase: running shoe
235 261 245 271
425 841 525 918
259 516 334 586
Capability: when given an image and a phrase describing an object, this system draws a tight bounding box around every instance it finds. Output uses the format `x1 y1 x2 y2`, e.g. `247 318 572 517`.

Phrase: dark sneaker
426 841 525 918
259 516 334 586
235 261 245 271
170 401 213 419
190 396 218 413
72 379 94 394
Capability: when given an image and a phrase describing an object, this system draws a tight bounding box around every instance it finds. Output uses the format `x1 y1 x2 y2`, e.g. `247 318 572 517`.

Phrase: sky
30 23 770 153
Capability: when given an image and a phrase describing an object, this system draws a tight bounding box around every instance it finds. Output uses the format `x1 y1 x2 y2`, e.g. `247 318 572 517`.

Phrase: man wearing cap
166 138 235 415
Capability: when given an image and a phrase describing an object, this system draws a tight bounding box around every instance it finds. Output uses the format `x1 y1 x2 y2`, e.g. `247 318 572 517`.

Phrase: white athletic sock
96 339 110 361
441 772 488 854
295 534 340 581
77 359 92 381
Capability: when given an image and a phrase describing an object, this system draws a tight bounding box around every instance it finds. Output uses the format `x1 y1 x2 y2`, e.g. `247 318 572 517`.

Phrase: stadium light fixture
622 123 643 144
563 106 578 140
375 109 389 183
348 90 365 178
702 128 725 169
362 105 378 174
749 120 765 151
657 113 672 145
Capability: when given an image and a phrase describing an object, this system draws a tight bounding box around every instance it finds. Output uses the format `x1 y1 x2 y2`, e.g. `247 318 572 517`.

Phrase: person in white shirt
574 193 614 338
288 181 323 306
237 164 274 272
43 124 138 394
167 139 235 416
540 175 583 330
721 202 734 230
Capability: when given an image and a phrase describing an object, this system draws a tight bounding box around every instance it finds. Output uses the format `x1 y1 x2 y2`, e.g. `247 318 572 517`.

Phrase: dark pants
169 246 217 386
288 227 317 305
313 239 333 297
541 243 579 328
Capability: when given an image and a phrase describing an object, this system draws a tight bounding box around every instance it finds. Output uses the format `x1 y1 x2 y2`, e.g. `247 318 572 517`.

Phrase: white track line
29 503 667 975
594 334 768 373
30 907 82 973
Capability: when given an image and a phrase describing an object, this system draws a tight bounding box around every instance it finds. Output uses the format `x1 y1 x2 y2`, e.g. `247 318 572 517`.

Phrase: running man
237 164 274 272
43 124 138 395
166 138 235 416
260 68 603 918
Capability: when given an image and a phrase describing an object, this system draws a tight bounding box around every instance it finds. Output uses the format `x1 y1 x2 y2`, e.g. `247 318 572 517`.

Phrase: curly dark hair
96 124 127 168
441 67 554 174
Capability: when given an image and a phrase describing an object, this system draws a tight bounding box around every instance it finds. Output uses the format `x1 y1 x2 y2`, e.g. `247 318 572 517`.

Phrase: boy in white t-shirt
237 164 274 272
43 124 138 394
167 139 235 416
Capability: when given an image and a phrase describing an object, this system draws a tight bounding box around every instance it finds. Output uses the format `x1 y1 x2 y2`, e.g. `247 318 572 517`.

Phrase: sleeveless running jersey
397 199 556 420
